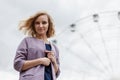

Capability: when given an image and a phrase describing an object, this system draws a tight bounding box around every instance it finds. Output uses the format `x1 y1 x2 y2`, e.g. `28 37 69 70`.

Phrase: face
34 15 49 36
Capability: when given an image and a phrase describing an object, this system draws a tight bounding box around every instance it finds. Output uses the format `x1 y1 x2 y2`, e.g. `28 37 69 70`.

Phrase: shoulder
51 42 60 58
52 43 58 49
19 36 35 45
23 36 34 40
51 42 59 52
22 36 36 42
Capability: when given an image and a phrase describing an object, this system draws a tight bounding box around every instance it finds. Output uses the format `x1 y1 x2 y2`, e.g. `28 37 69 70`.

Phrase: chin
38 33 46 35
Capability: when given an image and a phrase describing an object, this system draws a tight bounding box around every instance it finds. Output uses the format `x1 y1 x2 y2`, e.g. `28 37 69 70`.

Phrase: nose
39 23 43 27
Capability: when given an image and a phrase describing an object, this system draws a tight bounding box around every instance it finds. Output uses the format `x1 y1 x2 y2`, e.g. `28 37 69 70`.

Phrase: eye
35 21 40 25
42 21 48 24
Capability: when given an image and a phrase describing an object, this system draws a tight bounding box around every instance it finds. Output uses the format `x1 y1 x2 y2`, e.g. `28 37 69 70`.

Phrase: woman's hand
45 50 56 64
45 50 59 74
40 57 51 66
45 50 59 73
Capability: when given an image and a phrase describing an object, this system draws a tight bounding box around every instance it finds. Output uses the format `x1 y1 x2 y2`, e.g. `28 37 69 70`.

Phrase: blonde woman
14 11 60 80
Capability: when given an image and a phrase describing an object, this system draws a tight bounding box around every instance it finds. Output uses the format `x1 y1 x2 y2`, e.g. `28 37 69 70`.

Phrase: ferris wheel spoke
59 42 106 74
77 32 111 73
96 22 114 73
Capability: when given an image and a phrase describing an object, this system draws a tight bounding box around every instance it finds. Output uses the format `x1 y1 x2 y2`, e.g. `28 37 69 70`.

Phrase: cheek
34 26 38 31
45 25 49 31
46 27 49 31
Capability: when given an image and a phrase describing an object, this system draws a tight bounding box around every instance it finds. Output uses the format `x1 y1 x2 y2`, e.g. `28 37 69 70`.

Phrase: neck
36 34 49 43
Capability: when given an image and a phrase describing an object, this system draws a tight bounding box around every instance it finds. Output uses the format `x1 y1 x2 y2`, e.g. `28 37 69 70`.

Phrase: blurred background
1 0 120 80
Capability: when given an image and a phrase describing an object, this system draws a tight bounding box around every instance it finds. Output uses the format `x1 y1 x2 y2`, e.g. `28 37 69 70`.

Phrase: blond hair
19 11 55 38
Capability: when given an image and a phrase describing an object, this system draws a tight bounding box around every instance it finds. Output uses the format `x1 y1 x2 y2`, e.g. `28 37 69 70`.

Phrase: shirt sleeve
13 38 28 72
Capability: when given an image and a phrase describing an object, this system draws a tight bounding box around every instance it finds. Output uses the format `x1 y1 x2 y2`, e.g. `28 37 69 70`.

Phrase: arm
52 44 60 78
52 58 59 74
46 51 59 73
21 57 50 71
14 38 51 72
45 50 60 77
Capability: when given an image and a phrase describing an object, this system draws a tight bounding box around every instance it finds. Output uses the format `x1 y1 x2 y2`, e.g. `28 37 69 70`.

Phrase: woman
13 11 60 80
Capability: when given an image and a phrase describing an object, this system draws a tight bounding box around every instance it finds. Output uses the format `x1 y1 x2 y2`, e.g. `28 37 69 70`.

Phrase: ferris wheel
52 10 120 80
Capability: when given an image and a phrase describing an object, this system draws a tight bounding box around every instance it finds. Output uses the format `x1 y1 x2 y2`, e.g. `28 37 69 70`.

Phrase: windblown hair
19 11 55 38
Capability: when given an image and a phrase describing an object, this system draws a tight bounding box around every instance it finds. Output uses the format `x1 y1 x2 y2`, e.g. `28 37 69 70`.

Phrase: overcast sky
1 0 120 80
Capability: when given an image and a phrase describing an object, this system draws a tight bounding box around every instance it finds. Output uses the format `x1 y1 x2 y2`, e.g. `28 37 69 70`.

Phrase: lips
37 29 44 31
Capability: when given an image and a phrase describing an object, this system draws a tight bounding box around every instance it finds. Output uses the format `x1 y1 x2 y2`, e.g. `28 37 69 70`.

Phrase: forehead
35 15 48 21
